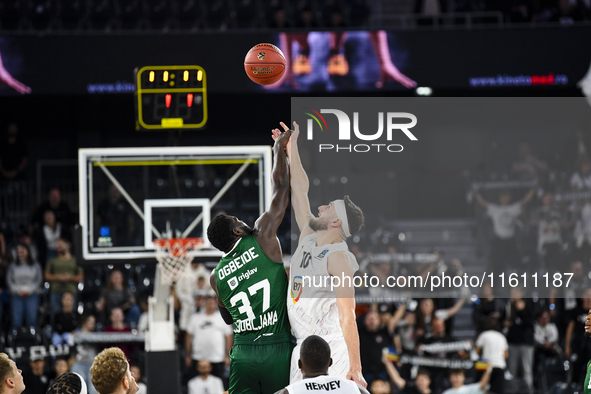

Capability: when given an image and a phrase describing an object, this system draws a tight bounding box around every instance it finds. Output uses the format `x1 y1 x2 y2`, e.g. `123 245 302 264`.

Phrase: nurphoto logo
303 108 418 153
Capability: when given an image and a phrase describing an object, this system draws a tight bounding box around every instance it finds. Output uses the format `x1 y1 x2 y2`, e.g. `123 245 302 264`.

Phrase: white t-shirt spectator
534 322 558 347
43 222 62 251
186 311 233 363
535 208 563 250
475 329 508 369
188 374 224 394
487 203 522 239
443 383 484 394
571 171 591 190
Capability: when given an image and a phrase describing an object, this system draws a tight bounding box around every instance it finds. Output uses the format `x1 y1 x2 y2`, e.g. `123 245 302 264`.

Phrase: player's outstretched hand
272 126 291 153
272 121 299 159
347 369 367 388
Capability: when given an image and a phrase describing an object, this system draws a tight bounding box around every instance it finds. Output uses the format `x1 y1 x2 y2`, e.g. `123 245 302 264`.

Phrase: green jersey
215 235 290 344
586 359 591 394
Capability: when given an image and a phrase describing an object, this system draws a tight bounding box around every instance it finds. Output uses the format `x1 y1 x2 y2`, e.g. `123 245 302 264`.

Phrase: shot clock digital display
135 65 207 130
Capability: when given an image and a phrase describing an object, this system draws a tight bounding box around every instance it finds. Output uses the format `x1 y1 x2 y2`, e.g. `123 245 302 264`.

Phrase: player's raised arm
278 121 315 240
253 128 291 263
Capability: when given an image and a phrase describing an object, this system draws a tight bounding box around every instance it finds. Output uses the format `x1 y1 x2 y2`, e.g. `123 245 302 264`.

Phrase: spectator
503 287 534 394
475 316 508 394
45 238 83 322
393 309 417 354
383 357 431 394
472 282 505 334
38 210 62 266
549 261 590 336
6 243 42 330
559 130 591 172
96 270 141 327
571 156 591 190
136 295 149 335
0 123 28 183
12 233 38 267
565 287 591 386
368 378 391 394
267 6 289 29
533 310 559 353
574 200 591 262
295 6 319 28
193 274 212 311
358 310 392 385
176 261 210 334
0 253 8 331
415 298 466 339
103 308 134 360
533 309 560 377
549 0 585 22
185 294 233 382
442 367 492 394
476 189 535 273
52 291 79 346
187 360 224 394
31 188 72 239
53 357 69 379
70 314 98 394
416 318 464 392
96 184 137 247
532 191 568 273
130 364 147 394
22 355 50 394
512 142 547 180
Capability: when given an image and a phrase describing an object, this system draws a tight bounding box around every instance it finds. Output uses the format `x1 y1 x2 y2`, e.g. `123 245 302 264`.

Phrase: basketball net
153 238 205 284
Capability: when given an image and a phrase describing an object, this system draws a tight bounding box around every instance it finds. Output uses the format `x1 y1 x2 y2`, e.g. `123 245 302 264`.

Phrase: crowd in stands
4 122 591 394
0 0 589 33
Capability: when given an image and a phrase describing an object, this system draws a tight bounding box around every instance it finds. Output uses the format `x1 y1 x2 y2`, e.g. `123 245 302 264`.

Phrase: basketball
244 43 286 85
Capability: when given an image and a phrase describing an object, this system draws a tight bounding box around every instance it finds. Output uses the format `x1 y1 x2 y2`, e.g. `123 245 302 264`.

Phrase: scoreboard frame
135 65 208 130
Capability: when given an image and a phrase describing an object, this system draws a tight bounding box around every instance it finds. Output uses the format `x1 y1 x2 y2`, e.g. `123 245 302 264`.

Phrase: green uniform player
208 127 293 394
583 309 591 394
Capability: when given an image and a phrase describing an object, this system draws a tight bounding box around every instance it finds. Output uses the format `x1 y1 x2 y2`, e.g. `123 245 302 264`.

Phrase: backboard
78 146 271 264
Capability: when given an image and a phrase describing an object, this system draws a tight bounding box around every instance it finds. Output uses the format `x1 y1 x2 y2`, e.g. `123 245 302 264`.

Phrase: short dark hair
343 195 364 235
207 214 236 252
449 369 464 376
300 335 331 371
416 368 431 379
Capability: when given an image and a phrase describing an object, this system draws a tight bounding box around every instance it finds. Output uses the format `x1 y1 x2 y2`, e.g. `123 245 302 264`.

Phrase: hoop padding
154 238 205 284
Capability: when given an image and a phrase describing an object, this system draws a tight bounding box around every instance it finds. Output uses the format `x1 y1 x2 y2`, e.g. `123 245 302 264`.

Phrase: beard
585 330 591 338
308 216 329 232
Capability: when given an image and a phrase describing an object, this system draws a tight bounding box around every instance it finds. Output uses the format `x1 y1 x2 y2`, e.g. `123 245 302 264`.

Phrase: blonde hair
0 353 14 394
90 348 128 394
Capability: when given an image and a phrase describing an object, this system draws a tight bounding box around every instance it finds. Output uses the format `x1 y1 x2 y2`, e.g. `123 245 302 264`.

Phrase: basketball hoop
153 238 205 284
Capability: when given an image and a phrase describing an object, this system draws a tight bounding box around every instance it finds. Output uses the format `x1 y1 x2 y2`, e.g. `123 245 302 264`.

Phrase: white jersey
288 234 359 381
286 375 361 394
288 233 359 341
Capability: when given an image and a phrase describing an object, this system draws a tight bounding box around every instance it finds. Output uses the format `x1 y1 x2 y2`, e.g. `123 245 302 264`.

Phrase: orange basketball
244 43 286 85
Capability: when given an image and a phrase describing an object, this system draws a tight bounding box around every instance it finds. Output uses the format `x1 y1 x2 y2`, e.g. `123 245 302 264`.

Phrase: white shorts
290 336 350 383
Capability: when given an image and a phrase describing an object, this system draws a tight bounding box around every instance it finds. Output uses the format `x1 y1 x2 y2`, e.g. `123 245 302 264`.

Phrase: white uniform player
286 375 362 394
288 234 358 381
271 121 366 388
